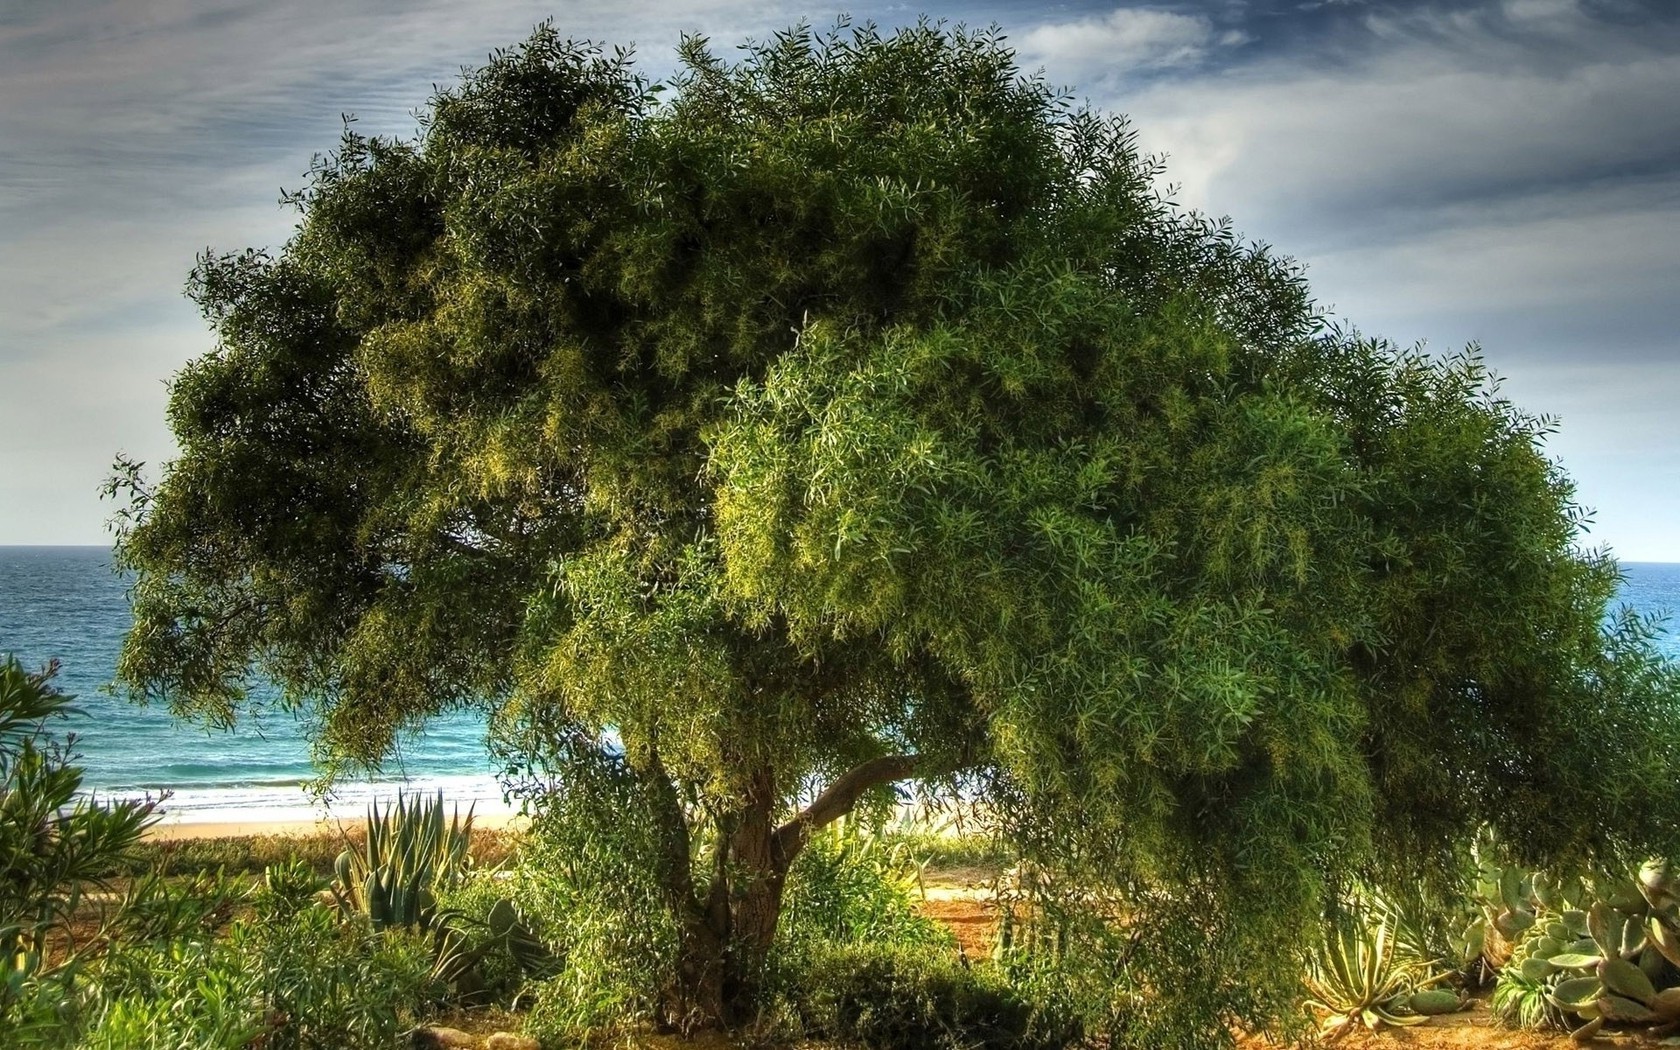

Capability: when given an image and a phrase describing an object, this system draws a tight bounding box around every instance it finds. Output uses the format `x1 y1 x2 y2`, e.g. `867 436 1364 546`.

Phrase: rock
484 1034 539 1050
411 1026 478 1049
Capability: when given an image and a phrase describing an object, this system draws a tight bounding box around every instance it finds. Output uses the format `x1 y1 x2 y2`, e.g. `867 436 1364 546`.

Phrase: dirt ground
1275 1007 1680 1050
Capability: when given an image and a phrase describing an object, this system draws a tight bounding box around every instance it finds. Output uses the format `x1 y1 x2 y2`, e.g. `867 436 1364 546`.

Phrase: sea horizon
1 544 512 825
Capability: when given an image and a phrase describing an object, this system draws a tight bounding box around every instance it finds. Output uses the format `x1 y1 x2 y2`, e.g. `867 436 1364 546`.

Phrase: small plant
1531 862 1680 1041
84 897 435 1050
1303 911 1435 1041
791 941 1066 1050
330 791 554 1006
0 657 157 1034
779 820 952 955
1491 920 1576 1031
331 789 473 932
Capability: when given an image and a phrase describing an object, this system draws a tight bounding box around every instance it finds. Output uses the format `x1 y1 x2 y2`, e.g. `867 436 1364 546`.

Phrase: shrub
778 821 953 956
0 657 156 1037
792 942 1069 1050
85 877 436 1050
506 750 683 1041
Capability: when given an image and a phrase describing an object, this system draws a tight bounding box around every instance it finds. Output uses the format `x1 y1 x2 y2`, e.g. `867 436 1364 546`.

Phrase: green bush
792 942 1070 1050
506 752 684 1042
1 657 156 1038
779 821 953 956
85 879 435 1050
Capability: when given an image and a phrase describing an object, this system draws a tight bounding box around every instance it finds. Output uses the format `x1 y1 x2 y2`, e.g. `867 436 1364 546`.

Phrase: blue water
0 546 503 821
5 547 1680 820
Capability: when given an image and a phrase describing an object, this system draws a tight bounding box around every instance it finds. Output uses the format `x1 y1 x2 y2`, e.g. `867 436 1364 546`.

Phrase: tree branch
773 753 922 864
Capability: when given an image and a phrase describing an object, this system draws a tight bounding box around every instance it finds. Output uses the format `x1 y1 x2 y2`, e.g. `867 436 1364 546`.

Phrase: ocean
4 547 1680 824
0 545 505 824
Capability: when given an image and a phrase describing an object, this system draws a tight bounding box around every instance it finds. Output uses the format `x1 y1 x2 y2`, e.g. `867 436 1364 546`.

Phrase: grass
128 827 520 877
882 828 1010 876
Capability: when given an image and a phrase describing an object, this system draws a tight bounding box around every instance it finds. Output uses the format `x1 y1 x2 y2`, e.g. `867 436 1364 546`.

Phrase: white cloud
1502 0 1582 26
0 0 793 543
1116 47 1680 244
1016 8 1237 80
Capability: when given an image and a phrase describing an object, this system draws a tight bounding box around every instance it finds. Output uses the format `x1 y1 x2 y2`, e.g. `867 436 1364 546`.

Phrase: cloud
1117 30 1680 246
5 0 1680 556
1017 0 1680 557
0 0 792 544
1016 8 1244 81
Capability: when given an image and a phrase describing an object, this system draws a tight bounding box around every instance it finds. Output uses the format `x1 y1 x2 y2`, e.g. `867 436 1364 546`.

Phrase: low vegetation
11 655 1680 1048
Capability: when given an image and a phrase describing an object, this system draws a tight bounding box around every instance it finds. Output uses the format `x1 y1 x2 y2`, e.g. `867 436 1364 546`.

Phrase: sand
142 809 528 841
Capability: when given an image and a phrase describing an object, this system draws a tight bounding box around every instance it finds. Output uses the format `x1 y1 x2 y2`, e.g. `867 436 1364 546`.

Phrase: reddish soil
920 896 999 960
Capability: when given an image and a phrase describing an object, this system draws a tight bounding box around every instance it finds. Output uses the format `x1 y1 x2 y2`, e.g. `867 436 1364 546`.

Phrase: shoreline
142 807 527 842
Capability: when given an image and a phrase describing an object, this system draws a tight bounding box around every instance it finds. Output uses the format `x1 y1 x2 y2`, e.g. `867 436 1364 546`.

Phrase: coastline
109 770 520 841
143 808 528 842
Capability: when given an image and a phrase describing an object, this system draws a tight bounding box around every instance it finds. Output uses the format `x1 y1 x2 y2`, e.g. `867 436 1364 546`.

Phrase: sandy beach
143 809 528 841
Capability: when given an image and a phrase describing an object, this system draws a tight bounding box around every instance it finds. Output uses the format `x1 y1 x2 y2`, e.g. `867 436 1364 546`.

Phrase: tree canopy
111 19 1680 1036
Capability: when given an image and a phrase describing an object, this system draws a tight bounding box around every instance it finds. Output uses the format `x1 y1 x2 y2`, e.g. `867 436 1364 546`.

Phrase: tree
110 20 1680 1036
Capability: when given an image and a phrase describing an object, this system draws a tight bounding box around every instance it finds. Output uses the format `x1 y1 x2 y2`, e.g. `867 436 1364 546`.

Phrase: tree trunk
720 767 788 1022
657 754 926 1029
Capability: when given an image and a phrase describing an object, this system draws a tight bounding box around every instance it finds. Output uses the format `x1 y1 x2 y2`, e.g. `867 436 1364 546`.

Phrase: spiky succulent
331 789 473 932
1303 916 1432 1041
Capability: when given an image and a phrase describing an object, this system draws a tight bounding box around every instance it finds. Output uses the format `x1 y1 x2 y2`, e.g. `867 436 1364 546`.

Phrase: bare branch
773 753 921 864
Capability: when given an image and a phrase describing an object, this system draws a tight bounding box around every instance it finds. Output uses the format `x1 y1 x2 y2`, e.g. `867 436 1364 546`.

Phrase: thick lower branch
635 745 701 918
772 753 922 864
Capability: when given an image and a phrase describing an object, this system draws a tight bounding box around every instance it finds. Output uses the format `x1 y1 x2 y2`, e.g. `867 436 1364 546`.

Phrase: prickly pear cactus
1540 862 1680 1041
1493 924 1572 1030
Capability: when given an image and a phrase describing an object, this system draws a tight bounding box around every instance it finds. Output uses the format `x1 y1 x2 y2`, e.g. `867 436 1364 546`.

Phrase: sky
2 0 1678 558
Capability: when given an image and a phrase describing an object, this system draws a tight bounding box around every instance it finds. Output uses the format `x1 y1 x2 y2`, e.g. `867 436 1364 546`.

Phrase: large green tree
111 20 1680 1034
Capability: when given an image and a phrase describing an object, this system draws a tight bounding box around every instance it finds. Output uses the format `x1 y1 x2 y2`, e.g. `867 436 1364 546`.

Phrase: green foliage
885 827 1009 874
778 821 952 956
509 749 685 1040
434 873 559 1006
108 14 1680 1036
331 789 473 931
78 938 266 1050
113 867 246 947
85 890 436 1050
987 853 1309 1050
0 658 156 1035
791 942 1069 1050
325 790 555 1008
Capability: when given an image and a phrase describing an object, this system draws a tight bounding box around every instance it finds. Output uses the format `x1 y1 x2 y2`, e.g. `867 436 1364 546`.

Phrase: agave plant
330 789 473 932
1304 913 1434 1041
329 791 556 1003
